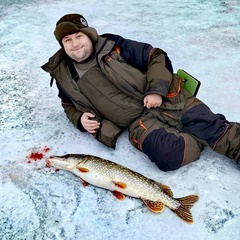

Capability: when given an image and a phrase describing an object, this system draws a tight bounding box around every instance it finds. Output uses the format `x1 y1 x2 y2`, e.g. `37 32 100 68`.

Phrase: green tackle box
177 69 201 96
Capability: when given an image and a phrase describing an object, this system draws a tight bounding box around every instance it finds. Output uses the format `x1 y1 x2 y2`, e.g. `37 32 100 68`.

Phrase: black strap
50 76 54 87
66 58 80 82
64 38 108 82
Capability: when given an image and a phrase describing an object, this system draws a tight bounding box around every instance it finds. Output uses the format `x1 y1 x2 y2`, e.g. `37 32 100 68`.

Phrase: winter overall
42 36 240 172
128 72 240 171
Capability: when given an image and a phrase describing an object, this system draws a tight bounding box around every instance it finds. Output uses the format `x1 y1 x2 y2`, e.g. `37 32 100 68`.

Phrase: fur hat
54 13 98 44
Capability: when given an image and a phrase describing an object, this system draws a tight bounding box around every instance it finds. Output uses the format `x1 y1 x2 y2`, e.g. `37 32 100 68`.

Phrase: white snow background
0 0 240 239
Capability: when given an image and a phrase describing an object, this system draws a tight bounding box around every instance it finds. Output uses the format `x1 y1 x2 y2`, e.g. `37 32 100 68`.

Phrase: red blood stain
29 152 44 161
26 146 60 173
27 146 51 164
43 146 50 152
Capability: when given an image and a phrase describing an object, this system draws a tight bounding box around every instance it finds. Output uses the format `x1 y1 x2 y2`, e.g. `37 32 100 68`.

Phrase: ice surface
0 0 240 239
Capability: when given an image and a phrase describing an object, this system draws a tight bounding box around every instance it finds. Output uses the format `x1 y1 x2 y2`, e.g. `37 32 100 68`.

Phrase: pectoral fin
142 199 165 213
77 167 89 173
113 181 127 189
113 191 125 200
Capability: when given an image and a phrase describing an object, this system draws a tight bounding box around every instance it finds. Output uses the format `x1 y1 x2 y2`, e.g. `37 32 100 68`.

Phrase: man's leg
214 122 240 162
181 104 240 162
142 128 204 172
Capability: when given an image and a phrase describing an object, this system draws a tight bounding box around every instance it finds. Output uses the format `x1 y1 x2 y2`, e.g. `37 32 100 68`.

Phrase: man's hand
80 112 100 133
143 94 162 109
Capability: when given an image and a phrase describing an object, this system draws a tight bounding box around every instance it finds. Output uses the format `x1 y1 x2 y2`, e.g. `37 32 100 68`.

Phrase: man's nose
72 38 79 47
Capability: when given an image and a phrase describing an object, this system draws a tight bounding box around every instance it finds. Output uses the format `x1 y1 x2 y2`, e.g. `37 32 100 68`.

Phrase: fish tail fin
172 195 199 224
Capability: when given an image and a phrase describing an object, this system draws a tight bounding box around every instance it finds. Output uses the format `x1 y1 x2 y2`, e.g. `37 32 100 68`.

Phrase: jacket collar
42 36 115 72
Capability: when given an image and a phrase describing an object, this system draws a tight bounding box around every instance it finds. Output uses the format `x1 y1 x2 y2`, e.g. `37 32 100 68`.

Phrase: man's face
62 31 94 62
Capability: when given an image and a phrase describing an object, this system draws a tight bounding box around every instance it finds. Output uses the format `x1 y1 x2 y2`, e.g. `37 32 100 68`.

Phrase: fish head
46 154 86 170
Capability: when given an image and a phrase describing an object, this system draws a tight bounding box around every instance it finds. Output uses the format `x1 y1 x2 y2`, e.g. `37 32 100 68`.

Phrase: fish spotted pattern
46 154 198 223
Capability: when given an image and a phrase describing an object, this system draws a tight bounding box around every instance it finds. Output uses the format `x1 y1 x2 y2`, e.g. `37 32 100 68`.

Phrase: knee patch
142 129 185 171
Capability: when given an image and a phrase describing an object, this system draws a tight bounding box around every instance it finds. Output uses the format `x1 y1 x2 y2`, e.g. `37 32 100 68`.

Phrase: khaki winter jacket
42 35 198 149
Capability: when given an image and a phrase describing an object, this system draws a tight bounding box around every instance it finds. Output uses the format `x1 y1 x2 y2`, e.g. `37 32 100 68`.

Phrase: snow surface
0 0 240 239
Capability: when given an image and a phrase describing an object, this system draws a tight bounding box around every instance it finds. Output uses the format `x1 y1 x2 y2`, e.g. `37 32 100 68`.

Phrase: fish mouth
45 155 80 170
46 158 53 168
45 156 60 168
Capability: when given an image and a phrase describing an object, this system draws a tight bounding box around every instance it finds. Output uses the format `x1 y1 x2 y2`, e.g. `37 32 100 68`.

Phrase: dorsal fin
154 181 173 197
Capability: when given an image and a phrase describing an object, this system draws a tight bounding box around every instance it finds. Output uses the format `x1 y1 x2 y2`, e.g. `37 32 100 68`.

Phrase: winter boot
213 122 240 162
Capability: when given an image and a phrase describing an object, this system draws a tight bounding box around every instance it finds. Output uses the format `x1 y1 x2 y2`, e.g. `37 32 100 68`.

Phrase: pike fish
46 154 199 223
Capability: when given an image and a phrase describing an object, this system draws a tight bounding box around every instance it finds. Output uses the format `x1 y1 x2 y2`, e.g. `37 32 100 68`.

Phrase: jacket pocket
96 119 123 149
161 74 186 110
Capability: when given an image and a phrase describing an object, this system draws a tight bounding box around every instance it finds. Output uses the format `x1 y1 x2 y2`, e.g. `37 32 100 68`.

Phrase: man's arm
102 33 174 101
145 48 173 98
101 33 152 71
61 100 86 132
56 83 86 132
